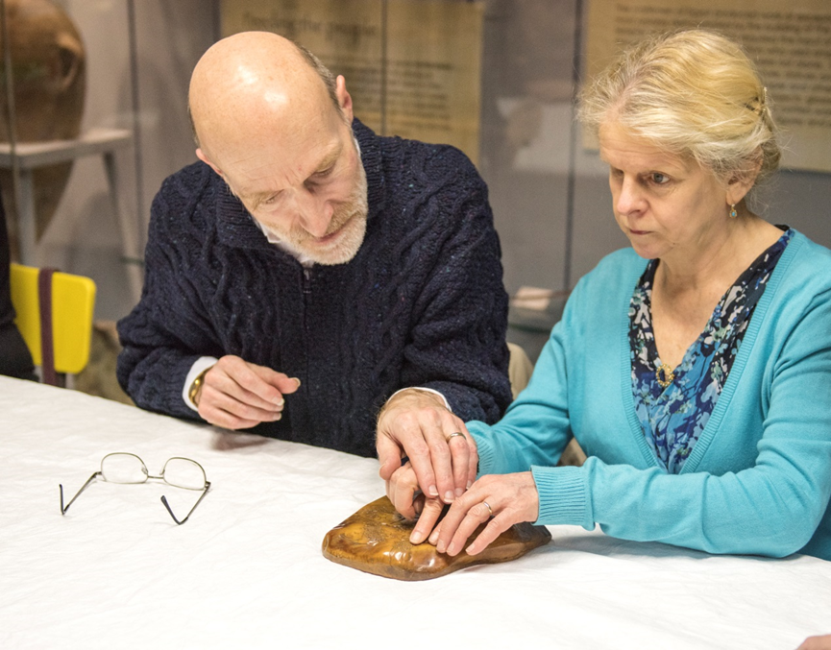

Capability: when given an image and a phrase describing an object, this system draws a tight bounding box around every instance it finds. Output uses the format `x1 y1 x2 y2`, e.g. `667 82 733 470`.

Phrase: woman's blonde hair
579 29 780 187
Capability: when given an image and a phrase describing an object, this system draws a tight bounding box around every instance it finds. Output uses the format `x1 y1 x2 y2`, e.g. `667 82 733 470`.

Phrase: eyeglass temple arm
59 472 101 515
160 481 211 525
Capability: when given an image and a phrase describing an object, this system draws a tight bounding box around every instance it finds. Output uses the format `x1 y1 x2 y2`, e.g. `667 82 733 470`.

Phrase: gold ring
482 501 494 518
446 432 465 442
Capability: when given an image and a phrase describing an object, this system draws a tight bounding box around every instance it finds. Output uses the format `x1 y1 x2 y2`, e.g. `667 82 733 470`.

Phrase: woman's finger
441 501 493 556
465 514 513 555
434 487 485 554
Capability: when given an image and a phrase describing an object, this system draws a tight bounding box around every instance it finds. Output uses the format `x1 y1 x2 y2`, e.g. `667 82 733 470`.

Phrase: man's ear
335 75 354 124
196 148 224 178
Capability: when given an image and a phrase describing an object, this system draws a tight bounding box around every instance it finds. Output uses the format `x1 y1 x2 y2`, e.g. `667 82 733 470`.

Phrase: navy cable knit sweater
117 120 511 457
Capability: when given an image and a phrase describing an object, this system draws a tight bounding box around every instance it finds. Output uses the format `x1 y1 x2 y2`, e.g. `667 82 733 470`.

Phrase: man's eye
314 166 334 178
651 173 669 185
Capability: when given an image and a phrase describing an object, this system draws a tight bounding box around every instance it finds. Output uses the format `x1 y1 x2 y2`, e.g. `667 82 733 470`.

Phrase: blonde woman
381 29 831 565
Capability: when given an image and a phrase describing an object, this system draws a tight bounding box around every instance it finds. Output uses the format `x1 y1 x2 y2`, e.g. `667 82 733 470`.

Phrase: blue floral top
629 228 793 473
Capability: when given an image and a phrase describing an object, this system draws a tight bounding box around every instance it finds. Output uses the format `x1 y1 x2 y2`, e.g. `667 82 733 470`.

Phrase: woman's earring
729 204 738 219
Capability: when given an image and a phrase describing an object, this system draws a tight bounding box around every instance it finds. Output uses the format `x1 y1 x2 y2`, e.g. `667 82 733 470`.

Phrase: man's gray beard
299 161 368 266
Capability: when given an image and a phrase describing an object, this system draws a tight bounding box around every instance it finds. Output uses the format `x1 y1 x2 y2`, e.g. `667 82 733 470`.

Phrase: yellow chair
9 263 96 384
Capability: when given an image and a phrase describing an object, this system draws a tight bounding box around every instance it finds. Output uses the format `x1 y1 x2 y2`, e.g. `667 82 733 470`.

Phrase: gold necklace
656 363 675 388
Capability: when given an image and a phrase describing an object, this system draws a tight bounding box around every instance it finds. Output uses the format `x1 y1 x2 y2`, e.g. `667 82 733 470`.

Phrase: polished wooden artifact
322 496 551 581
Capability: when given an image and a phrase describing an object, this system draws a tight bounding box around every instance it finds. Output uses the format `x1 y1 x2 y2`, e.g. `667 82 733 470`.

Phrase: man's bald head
188 32 345 162
187 32 365 266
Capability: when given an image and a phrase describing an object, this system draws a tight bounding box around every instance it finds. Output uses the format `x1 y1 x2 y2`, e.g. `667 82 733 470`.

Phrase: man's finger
207 370 283 412
249 364 301 395
199 401 269 430
446 427 471 497
377 434 407 482
199 386 281 429
380 414 440 500
388 465 420 520
422 419 456 503
222 363 286 407
466 430 479 491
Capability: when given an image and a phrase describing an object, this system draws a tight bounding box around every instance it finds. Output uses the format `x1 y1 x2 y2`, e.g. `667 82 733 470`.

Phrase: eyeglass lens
100 453 206 490
100 453 148 484
162 458 207 490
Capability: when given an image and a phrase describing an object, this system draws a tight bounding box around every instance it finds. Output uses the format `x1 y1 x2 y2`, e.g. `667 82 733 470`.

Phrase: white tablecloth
1 376 829 649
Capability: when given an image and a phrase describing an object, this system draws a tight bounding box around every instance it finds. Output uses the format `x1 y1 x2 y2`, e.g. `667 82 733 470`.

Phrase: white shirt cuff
183 356 219 411
388 386 451 412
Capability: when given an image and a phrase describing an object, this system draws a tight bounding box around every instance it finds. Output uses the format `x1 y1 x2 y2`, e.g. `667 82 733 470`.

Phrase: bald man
117 32 511 499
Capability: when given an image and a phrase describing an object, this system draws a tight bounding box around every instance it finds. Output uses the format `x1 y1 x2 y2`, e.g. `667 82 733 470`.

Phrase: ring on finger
482 501 494 518
446 431 465 442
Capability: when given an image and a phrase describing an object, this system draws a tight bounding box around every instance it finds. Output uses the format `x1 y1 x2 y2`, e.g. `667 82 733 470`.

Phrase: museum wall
3 0 829 326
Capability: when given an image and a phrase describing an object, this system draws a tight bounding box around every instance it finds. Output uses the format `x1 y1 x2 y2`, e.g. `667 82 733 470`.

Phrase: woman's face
598 122 730 262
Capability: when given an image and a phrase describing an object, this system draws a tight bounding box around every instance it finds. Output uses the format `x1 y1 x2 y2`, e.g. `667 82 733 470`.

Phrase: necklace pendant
656 363 675 388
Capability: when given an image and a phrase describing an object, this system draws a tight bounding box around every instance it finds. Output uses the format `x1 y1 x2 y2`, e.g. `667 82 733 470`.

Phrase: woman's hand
430 472 540 556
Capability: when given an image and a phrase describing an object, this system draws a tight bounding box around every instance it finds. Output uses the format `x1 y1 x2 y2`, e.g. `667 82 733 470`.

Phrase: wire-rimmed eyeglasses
59 452 211 525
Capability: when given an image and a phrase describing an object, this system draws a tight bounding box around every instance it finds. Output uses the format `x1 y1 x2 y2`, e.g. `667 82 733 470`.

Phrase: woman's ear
726 150 763 206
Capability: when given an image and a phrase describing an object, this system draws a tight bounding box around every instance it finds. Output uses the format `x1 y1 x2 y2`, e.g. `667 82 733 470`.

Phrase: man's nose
294 188 333 238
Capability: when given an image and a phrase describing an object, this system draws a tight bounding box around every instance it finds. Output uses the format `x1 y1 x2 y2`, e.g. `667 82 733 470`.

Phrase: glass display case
2 0 830 346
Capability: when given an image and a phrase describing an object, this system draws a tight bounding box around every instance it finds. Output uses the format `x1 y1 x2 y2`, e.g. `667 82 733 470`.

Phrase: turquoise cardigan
470 231 831 560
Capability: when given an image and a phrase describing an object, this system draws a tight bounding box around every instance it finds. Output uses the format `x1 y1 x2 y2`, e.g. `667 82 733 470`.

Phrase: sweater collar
214 118 385 250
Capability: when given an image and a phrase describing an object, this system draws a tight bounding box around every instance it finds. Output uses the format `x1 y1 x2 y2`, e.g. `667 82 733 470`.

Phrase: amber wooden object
322 496 551 581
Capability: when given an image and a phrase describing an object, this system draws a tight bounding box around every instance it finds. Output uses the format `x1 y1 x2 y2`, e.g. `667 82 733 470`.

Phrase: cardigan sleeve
468 316 573 474
467 268 589 481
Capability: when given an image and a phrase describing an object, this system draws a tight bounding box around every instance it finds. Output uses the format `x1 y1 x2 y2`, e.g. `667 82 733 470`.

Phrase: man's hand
195 355 300 429
376 388 477 518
